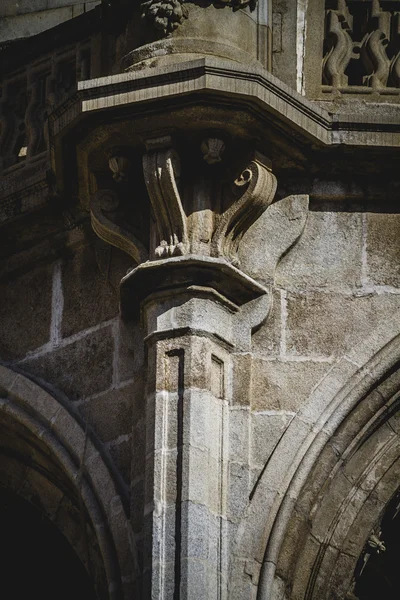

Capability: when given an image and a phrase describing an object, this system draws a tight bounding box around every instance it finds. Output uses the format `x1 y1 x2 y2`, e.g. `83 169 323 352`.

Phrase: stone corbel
143 136 189 258
90 188 148 264
211 152 277 266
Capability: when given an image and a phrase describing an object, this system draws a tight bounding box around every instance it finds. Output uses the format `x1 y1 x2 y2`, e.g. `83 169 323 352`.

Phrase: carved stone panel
322 0 400 95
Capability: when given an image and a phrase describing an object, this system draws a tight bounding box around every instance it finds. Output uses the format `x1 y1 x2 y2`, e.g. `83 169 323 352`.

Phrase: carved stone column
53 82 309 597
101 136 275 598
121 258 266 598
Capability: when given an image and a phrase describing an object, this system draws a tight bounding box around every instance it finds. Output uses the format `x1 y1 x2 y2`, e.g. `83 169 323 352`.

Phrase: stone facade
0 2 400 600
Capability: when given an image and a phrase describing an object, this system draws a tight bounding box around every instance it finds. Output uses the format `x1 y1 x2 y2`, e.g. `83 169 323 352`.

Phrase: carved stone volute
211 153 277 266
90 135 277 275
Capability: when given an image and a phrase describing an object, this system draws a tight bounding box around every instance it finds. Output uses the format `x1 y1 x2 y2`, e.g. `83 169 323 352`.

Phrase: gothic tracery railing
323 0 400 94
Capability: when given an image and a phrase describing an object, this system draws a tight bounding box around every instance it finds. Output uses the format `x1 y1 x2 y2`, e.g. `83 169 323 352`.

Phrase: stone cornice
49 56 400 148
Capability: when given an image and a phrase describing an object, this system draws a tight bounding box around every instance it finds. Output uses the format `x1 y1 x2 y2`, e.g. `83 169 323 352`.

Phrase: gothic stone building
0 1 399 599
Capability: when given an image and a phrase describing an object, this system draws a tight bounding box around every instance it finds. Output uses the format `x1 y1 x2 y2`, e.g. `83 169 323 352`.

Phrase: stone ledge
50 56 400 148
120 255 268 320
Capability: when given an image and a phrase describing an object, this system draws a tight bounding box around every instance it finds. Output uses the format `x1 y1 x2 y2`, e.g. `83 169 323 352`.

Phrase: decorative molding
90 188 148 264
143 136 189 258
108 154 130 183
89 140 277 274
212 153 277 265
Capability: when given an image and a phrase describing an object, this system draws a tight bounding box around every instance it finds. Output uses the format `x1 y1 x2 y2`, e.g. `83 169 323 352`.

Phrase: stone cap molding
120 254 268 320
50 56 400 149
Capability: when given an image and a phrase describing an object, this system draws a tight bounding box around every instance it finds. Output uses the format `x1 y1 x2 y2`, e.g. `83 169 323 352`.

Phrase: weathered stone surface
62 241 131 338
276 211 363 292
238 195 309 284
250 411 294 470
107 437 132 486
250 358 330 412
366 213 400 288
285 291 400 357
1 5 400 600
79 383 136 443
0 1 100 42
0 264 52 361
21 326 114 399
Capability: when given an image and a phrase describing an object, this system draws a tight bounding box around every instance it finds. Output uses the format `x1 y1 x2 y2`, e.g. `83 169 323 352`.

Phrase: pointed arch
0 364 134 600
228 311 400 600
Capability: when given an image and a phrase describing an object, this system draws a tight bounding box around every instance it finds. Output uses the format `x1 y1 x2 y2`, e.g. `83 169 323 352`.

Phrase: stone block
232 354 252 406
132 414 146 481
116 319 144 384
21 326 114 399
250 411 294 470
181 501 211 560
285 291 400 358
79 382 136 443
276 211 363 292
130 477 145 533
366 213 400 287
251 358 330 412
0 263 52 360
229 407 250 463
61 242 127 338
107 437 132 485
228 461 250 520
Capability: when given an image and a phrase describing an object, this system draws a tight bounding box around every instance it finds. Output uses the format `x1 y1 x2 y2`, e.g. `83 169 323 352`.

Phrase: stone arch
228 311 400 599
273 362 400 600
0 364 134 600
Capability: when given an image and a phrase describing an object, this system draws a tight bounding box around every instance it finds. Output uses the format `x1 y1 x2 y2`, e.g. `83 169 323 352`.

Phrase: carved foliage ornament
90 137 276 269
142 137 188 258
323 0 400 90
141 0 257 36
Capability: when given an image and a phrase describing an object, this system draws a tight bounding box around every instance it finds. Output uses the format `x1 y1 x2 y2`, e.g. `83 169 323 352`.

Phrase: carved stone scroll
90 189 148 264
143 136 189 258
211 153 277 265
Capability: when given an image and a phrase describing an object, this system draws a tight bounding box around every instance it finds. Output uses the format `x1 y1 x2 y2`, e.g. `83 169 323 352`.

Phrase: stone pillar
120 257 267 599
